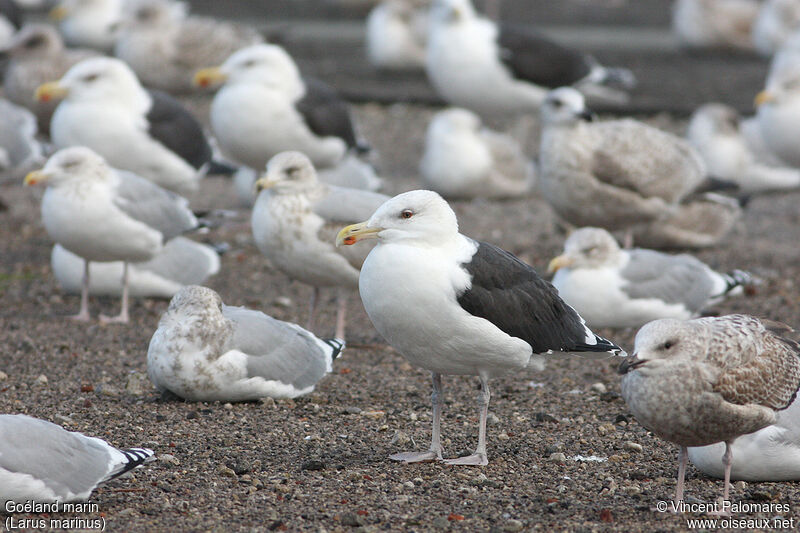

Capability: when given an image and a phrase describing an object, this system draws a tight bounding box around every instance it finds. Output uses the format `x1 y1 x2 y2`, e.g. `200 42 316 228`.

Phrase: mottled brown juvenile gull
114 0 263 94
365 0 428 71
0 98 43 182
420 107 535 199
24 146 198 323
337 190 624 465
50 0 123 52
252 151 388 339
0 414 154 505
147 286 344 401
620 315 800 502
2 24 98 133
672 0 759 51
548 227 753 329
539 87 740 249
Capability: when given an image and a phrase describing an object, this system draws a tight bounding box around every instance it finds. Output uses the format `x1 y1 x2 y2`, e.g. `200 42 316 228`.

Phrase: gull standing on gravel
253 151 388 339
619 315 800 502
420 107 535 199
365 0 429 71
337 190 624 465
671 0 759 51
51 237 220 299
0 414 154 504
114 0 263 94
538 87 740 249
24 146 198 323
49 0 123 52
0 99 43 182
425 0 635 118
548 227 753 329
687 103 800 193
754 61 800 167
2 24 98 133
148 285 344 401
37 57 225 194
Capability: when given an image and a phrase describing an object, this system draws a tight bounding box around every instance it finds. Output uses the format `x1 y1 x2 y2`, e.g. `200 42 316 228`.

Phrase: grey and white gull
0 98 43 183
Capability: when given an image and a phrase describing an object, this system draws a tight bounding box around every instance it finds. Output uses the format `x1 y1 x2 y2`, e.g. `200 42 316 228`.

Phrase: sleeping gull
688 393 800 481
420 107 535 199
425 0 635 118
0 99 43 183
336 190 624 465
752 0 800 57
687 103 800 193
37 56 227 195
52 237 220 299
671 0 759 51
24 146 198 323
538 87 740 248
0 414 154 504
548 227 753 329
252 151 388 339
114 0 263 94
754 60 800 167
49 0 123 52
1 24 98 133
194 44 370 171
365 0 428 71
147 285 344 401
619 315 800 503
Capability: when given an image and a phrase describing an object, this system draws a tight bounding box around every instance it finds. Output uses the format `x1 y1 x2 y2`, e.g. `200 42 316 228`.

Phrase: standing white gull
51 237 220 299
366 0 429 71
671 0 759 51
619 315 800 503
754 60 800 167
336 190 624 465
420 107 535 199
425 0 635 118
147 286 344 401
252 151 388 339
37 57 227 195
49 0 123 52
194 44 370 171
24 146 198 323
548 227 753 330
0 414 154 505
114 0 263 94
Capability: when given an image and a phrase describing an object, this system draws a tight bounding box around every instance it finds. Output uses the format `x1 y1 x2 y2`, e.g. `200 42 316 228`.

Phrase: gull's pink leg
70 259 91 321
100 262 130 324
675 446 688 502
390 373 445 463
335 289 347 341
444 374 490 466
307 287 320 331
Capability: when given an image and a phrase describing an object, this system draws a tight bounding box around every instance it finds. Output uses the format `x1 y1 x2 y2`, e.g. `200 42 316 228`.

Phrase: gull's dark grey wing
145 89 212 169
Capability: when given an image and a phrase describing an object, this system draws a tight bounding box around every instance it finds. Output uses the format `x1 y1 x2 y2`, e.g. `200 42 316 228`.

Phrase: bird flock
2 0 800 523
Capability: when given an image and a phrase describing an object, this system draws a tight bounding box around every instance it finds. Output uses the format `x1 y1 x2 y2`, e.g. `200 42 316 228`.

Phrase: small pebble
391 430 411 446
159 454 179 466
487 412 500 425
403 481 415 489
549 452 567 463
35 374 48 384
624 441 643 453
273 296 293 308
0 371 7 380
344 406 362 415
503 519 524 532
734 481 747 490
217 465 237 477
340 513 365 527
590 382 607 394
301 459 326 471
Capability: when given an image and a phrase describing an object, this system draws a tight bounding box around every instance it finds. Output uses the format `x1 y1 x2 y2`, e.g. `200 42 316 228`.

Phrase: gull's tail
322 338 345 361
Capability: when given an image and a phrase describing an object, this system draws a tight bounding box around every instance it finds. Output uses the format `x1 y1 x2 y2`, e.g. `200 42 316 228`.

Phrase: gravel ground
2 99 800 532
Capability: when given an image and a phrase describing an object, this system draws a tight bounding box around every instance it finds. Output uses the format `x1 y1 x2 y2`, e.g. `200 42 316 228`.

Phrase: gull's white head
687 103 740 144
125 0 188 29
541 87 594 126
430 0 476 24
254 151 319 196
548 227 621 273
51 0 123 50
24 146 109 187
619 318 707 376
432 107 482 135
337 189 459 247
5 24 65 58
194 44 302 96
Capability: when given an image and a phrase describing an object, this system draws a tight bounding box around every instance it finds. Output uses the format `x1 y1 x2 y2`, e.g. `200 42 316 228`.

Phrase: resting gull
50 0 123 52
365 0 428 71
754 60 800 167
1 24 98 133
420 107 535 199
336 190 624 465
37 56 225 195
688 393 800 481
548 227 753 329
147 285 344 401
194 44 370 171
114 0 263 94
752 0 800 57
0 98 43 183
687 103 800 193
253 151 388 339
671 0 759 51
24 146 198 323
619 315 800 503
538 87 740 249
52 237 220 299
0 414 154 504
425 0 635 118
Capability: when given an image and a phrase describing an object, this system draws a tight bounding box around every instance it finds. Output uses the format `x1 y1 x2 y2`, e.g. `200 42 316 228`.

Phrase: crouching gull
548 227 754 329
36 57 230 195
252 151 389 339
52 236 220 299
49 0 123 53
0 414 154 504
365 0 429 71
147 285 344 401
425 0 636 118
620 315 800 503
24 146 198 323
336 190 624 465
420 107 536 199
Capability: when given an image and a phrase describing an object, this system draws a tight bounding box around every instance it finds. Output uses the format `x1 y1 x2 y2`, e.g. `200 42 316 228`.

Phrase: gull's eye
82 73 99 83
662 341 674 350
550 99 563 108
581 246 597 255
243 59 257 68
24 36 45 49
286 166 300 178
400 209 414 219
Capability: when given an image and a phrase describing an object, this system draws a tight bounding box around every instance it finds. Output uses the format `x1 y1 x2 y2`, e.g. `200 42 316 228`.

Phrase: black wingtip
322 338 345 360
207 160 238 176
106 448 156 483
